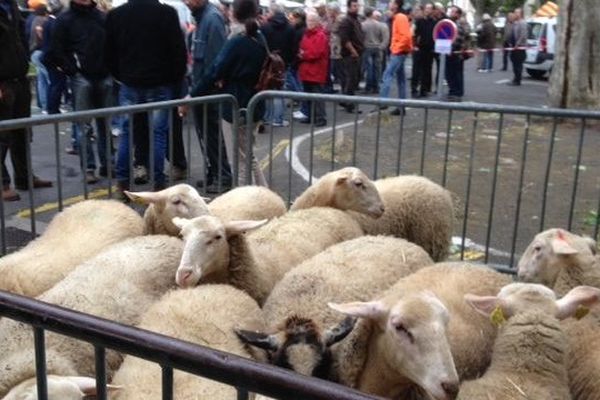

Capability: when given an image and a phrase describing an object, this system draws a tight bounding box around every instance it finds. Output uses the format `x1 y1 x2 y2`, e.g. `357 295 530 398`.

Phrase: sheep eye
215 235 222 240
395 323 414 342
172 199 182 206
354 181 363 188
533 245 542 252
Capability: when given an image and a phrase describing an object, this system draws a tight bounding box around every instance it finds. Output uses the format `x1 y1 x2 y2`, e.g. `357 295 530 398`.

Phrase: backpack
254 33 286 91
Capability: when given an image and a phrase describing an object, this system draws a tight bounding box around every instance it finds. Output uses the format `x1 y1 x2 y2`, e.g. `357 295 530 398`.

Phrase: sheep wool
112 284 265 400
0 199 144 297
208 186 287 221
0 235 183 398
349 175 454 262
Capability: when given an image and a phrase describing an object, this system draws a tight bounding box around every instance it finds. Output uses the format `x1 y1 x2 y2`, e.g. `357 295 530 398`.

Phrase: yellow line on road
259 139 290 171
16 187 117 219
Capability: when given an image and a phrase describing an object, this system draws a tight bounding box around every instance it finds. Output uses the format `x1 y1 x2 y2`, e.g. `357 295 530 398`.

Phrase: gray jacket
191 3 226 84
511 19 528 48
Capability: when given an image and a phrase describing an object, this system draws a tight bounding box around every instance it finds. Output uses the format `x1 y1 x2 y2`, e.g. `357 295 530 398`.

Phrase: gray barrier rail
0 95 238 253
0 290 383 400
246 91 600 268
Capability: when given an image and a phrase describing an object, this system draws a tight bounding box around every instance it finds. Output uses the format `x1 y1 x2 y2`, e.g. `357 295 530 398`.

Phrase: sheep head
235 315 356 378
4 375 121 400
329 292 459 400
517 228 597 287
173 216 267 287
125 184 210 236
465 282 600 322
329 167 385 218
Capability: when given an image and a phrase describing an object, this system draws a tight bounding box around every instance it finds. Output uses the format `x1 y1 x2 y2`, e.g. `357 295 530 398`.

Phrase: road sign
433 19 458 42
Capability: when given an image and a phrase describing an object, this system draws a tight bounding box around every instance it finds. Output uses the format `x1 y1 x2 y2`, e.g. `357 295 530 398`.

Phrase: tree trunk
548 0 600 109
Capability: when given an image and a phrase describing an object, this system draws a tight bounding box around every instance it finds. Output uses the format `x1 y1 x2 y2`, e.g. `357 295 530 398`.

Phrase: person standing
338 0 364 113
477 13 496 72
508 8 527 86
326 2 343 93
28 3 49 113
445 5 469 102
502 12 514 71
0 0 53 201
185 0 232 191
379 0 412 115
105 0 187 195
47 0 113 184
298 11 329 127
361 6 387 94
412 2 435 97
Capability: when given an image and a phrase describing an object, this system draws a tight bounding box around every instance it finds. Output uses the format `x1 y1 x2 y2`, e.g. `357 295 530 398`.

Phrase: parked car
524 16 557 78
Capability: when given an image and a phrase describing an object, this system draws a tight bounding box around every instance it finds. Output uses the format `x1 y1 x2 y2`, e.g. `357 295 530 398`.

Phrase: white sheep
207 185 287 221
458 283 600 400
173 207 365 305
289 167 385 218
328 262 512 400
517 228 600 400
3 376 121 400
0 199 144 297
124 184 210 236
0 235 183 398
111 284 265 400
349 175 454 262
236 235 433 381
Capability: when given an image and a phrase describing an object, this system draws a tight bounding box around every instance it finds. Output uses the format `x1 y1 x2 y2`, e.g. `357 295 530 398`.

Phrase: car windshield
528 22 543 40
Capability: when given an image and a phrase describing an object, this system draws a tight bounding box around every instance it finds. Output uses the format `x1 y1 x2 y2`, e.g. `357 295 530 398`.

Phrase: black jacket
415 16 435 50
0 0 29 81
47 1 109 80
261 11 295 66
338 12 364 57
104 0 186 87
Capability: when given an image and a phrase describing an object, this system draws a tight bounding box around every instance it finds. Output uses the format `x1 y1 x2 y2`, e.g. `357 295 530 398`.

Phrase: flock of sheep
0 166 598 400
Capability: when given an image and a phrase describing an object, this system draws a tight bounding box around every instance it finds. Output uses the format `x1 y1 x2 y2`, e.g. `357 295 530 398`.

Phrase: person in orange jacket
378 0 412 115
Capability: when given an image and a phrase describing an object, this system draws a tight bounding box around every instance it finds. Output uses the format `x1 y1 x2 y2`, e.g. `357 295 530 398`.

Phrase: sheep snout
176 267 194 288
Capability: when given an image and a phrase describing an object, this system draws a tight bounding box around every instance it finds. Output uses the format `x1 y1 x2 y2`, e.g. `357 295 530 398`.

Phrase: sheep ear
556 286 600 320
328 301 388 320
224 219 268 237
324 316 357 347
551 231 578 255
172 217 190 230
335 175 349 185
235 329 279 351
464 294 501 317
124 190 165 205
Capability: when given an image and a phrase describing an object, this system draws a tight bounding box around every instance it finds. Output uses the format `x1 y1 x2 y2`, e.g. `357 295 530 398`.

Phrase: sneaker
133 165 149 184
272 120 290 127
293 111 307 120
14 176 53 190
171 166 187 181
111 127 122 137
2 185 20 201
65 146 78 155
314 120 327 127
85 171 99 184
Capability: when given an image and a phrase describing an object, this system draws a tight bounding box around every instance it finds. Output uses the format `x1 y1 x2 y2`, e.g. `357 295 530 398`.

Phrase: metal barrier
0 290 382 400
247 91 600 268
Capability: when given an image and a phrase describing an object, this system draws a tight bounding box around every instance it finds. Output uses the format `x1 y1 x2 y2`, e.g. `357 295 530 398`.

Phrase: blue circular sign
433 19 458 42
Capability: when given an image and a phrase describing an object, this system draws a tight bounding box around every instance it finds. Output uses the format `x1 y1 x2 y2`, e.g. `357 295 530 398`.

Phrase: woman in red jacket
298 11 329 127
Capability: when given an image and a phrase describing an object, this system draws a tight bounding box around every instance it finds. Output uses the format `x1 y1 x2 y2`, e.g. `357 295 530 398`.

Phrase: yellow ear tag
490 306 506 327
575 305 590 320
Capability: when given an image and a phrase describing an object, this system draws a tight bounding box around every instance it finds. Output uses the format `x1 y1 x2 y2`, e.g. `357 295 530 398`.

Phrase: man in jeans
0 0 52 201
48 0 113 184
105 0 186 196
379 0 412 115
361 6 388 94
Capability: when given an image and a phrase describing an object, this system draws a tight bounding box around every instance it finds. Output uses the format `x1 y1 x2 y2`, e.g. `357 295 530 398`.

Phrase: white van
524 16 558 78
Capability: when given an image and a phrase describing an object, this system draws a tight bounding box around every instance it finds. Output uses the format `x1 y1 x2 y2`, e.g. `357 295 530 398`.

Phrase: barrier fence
0 91 599 398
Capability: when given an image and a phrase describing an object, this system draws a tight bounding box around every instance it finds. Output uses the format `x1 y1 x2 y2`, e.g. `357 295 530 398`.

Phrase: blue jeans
117 84 172 186
263 96 285 124
363 47 382 92
483 51 493 70
31 50 49 112
379 54 407 99
71 74 113 172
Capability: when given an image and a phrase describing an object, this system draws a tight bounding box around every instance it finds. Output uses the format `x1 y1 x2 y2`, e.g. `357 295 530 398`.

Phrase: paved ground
2 55 598 267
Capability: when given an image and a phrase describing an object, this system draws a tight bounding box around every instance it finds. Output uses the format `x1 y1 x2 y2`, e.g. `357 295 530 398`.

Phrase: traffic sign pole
432 19 457 100
437 54 446 100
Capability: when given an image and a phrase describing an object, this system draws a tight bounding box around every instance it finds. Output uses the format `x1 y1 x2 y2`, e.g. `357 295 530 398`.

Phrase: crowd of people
0 0 529 201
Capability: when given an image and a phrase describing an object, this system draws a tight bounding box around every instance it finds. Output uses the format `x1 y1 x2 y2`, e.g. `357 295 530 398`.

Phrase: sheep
0 199 144 297
327 262 512 400
0 235 183 398
289 167 385 218
458 283 600 400
207 185 287 221
348 175 454 262
3 376 121 400
111 284 265 400
236 235 433 381
124 184 210 236
173 206 365 305
517 228 600 400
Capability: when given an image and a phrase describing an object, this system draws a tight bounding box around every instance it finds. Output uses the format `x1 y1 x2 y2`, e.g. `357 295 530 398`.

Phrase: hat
482 13 491 20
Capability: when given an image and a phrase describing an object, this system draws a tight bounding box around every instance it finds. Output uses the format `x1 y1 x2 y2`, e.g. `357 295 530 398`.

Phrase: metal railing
0 290 382 400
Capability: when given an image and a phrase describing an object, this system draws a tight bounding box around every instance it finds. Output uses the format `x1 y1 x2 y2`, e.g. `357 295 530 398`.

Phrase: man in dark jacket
0 0 52 201
261 2 294 127
338 0 364 113
412 2 435 97
186 0 232 192
477 13 496 72
48 0 113 184
105 0 186 195
445 5 469 101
